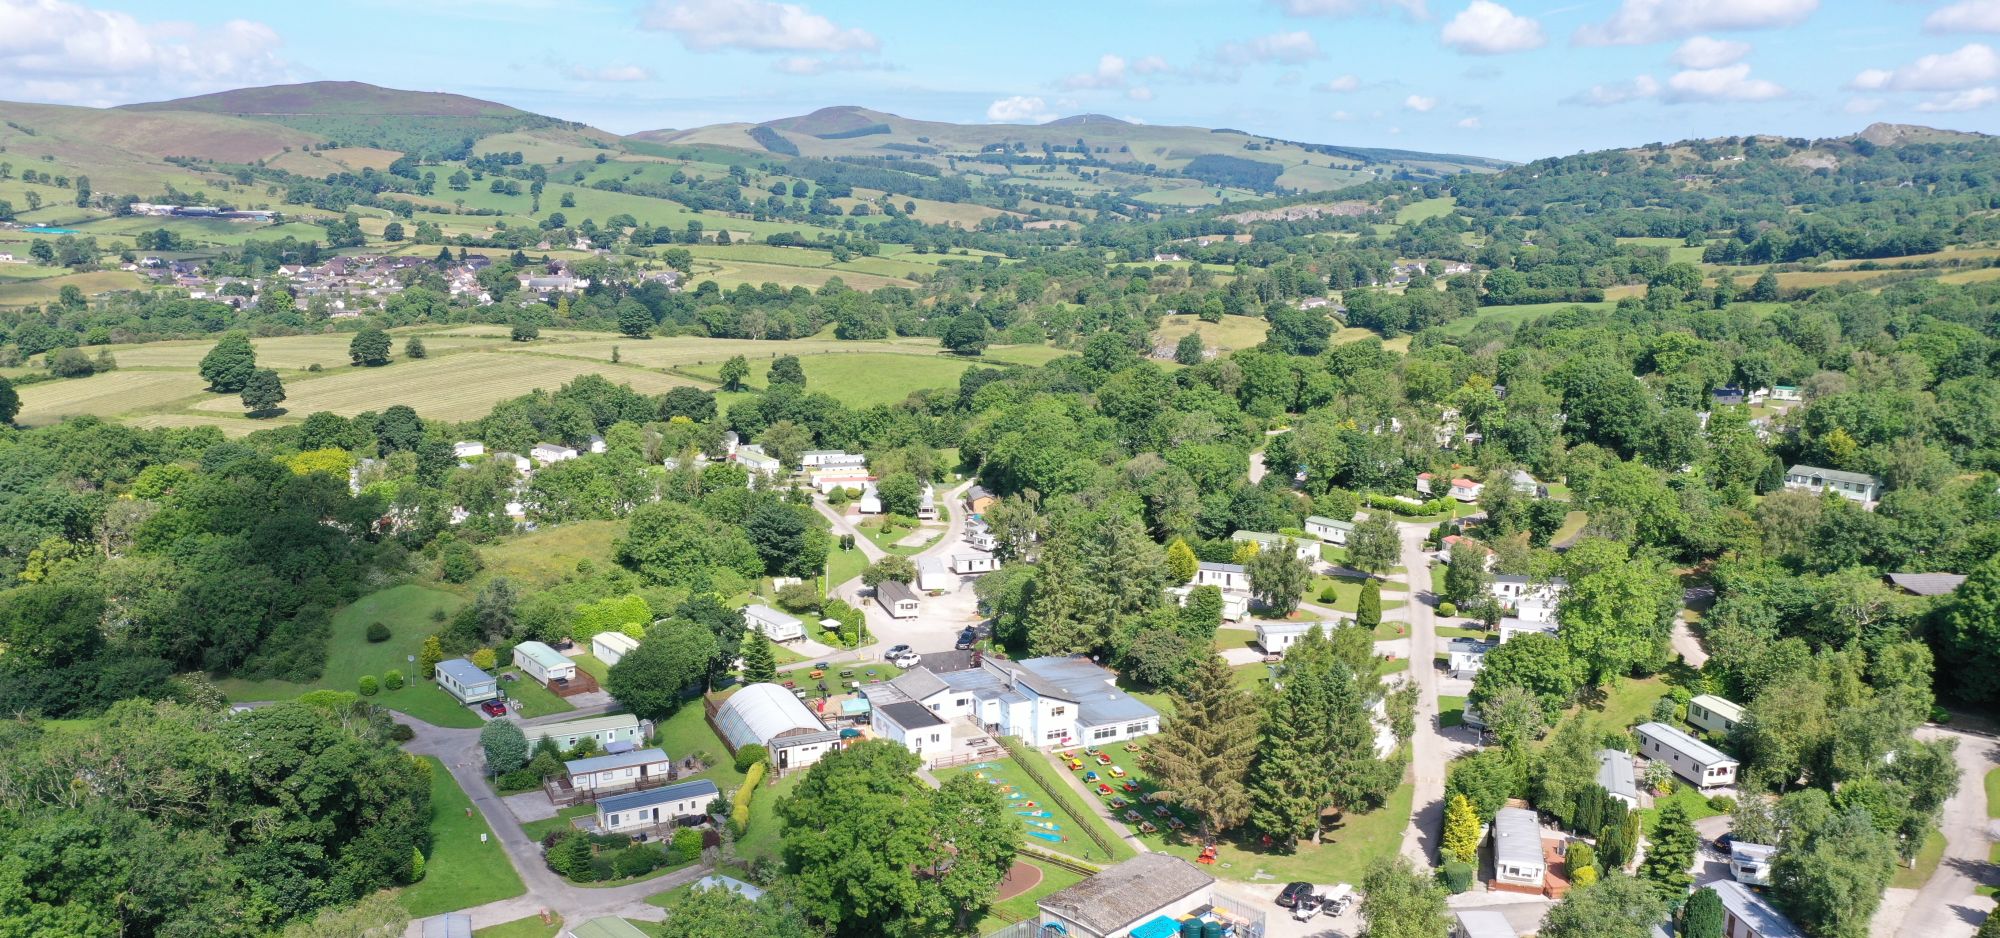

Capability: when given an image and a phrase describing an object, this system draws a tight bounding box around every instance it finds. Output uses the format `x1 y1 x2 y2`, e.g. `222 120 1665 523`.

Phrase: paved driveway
1893 725 2000 938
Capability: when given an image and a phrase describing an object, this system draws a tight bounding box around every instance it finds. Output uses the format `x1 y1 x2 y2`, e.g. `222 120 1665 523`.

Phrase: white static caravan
1254 621 1322 656
591 631 640 667
950 552 999 575
1304 515 1355 545
1636 721 1740 788
1167 585 1249 623
1490 807 1546 889
876 579 921 619
916 558 954 593
1193 562 1250 592
742 604 805 642
512 641 577 687
1687 694 1746 736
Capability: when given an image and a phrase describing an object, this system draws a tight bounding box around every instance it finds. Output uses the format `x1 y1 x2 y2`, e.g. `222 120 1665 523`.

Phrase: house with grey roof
1783 464 1882 507
1636 721 1739 788
873 700 952 759
1597 748 1639 807
1886 572 1967 596
864 656 1159 750
593 779 719 835
1037 854 1218 938
512 640 576 687
435 658 498 704
1710 879 1804 938
1730 841 1777 886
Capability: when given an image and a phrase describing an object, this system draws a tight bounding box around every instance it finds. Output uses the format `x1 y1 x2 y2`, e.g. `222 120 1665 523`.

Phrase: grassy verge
736 771 804 865
221 585 479 728
1440 695 1466 728
1638 785 1724 837
1312 576 1407 613
522 804 595 842
1891 830 1947 889
397 756 526 917
825 542 869 588
474 916 562 938
936 756 1131 865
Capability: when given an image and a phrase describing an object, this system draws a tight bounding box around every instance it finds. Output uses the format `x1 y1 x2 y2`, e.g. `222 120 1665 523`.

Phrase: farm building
1193 561 1250 592
1710 879 1804 938
1490 807 1546 890
593 779 719 835
1255 620 1321 655
917 558 954 592
951 552 999 575
876 579 921 618
1305 515 1355 544
1038 854 1218 938
1783 464 1882 506
525 713 644 752
712 683 840 772
512 641 577 687
1446 637 1494 678
1731 842 1777 886
564 748 673 796
742 604 805 642
1687 695 1745 735
1636 721 1739 788
591 631 640 667
1229 530 1319 562
1596 749 1639 807
872 700 953 760
530 443 579 465
435 658 498 704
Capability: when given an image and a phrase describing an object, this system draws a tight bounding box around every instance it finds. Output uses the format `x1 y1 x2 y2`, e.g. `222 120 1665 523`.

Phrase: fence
998 735 1124 861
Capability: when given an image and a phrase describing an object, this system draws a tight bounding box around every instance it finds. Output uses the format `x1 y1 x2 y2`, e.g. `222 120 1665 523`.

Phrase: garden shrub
498 769 540 791
734 744 768 773
731 762 765 834
383 669 404 690
470 647 497 669
613 845 664 878
1707 794 1736 813
1319 585 1339 604
1440 860 1474 894
669 828 703 864
585 856 614 883
365 622 391 643
1438 602 1458 618
388 723 416 742
358 675 379 696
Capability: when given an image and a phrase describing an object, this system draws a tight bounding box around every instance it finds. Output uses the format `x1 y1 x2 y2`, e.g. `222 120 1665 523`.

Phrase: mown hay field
191 351 701 421
14 371 209 426
106 330 509 371
682 352 999 408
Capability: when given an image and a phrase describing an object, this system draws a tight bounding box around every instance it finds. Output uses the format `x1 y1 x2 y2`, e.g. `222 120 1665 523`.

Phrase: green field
1155 314 1269 352
476 520 624 588
398 755 527 916
1439 302 1618 337
12 370 210 426
220 585 481 728
682 352 998 408
1396 197 1458 224
191 351 700 422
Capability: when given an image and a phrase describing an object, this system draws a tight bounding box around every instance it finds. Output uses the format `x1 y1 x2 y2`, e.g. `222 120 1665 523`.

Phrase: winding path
1894 724 1999 938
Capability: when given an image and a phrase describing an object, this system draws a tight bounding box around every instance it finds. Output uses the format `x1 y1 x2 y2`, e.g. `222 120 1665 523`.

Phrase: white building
1194 562 1250 592
1731 842 1777 886
1255 620 1323 656
453 441 485 459
1688 695 1745 736
1489 575 1566 619
1445 637 1494 678
1783 464 1882 506
1167 585 1249 622
917 485 938 521
1229 530 1319 563
1636 721 1739 788
513 641 577 687
1038 854 1217 938
712 683 839 773
1770 385 1802 402
1448 478 1485 502
591 631 640 667
530 443 579 466
563 748 672 795
800 450 866 470
1490 807 1546 889
736 445 781 475
742 604 805 642
524 713 644 752
872 700 954 760
594 779 719 834
855 483 883 514
1454 910 1517 938
950 552 999 575
435 658 498 704
1305 516 1355 545
1498 617 1558 644
964 522 998 551
916 558 954 593
876 579 921 618
1711 879 1805 938
871 656 1160 750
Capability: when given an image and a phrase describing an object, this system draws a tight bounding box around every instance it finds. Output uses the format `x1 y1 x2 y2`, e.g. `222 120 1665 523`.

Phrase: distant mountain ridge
121 81 538 118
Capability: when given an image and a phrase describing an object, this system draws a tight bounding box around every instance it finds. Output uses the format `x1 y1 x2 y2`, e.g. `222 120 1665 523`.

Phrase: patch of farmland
689 259 910 291
504 335 938 370
1155 314 1270 351
190 352 701 421
682 352 1000 408
107 331 507 370
15 371 209 425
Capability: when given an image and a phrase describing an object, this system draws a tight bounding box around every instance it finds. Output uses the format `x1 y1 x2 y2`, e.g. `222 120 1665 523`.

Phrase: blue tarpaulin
1128 916 1181 938
840 698 871 715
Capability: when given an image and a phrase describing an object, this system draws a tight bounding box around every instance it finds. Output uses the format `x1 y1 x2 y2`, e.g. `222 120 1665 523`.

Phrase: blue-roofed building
864 655 1159 750
564 748 673 796
435 658 498 704
594 779 720 835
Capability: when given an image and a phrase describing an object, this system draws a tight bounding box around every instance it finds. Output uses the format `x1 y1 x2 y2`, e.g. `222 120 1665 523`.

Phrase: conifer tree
1165 537 1199 584
741 632 777 685
1442 793 1481 865
1357 578 1382 632
1149 654 1260 842
1639 796 1698 898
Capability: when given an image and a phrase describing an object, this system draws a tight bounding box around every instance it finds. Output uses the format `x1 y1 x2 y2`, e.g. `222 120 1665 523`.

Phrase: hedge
731 761 765 835
1363 492 1458 516
998 736 1121 861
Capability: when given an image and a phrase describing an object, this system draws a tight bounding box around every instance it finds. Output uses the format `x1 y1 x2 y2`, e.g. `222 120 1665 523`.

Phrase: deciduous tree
349 328 392 366
241 368 286 415
1359 857 1450 938
199 332 258 392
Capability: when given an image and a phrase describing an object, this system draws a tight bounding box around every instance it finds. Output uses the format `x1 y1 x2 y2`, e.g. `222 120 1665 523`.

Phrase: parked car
886 644 912 658
889 651 920 668
956 629 977 650
1713 832 1736 854
480 699 507 717
1277 881 1314 908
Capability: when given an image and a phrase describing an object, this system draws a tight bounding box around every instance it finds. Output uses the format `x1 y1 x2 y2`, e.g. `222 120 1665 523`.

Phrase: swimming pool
21 227 82 235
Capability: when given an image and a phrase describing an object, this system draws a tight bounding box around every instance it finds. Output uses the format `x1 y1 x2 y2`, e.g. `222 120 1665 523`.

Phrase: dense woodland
3 129 2000 938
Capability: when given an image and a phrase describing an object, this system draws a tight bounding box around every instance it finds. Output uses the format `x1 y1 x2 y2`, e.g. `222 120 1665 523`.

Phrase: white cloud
569 64 653 81
1127 86 1154 101
986 95 1054 123
1575 0 1817 46
1270 0 1428 18
0 0 290 105
1442 1 1545 55
1456 116 1481 128
1843 97 1883 115
771 54 888 75
1213 31 1323 66
1672 36 1751 69
1665 64 1787 101
1133 56 1171 74
1917 87 1998 111
1315 74 1362 92
1927 0 2000 34
1849 43 2000 92
1062 53 1128 90
1570 74 1661 105
641 0 878 53
1405 93 1438 111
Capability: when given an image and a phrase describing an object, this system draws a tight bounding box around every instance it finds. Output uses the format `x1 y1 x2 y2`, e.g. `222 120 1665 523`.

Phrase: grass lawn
1985 766 1999 819
573 653 610 685
651 704 747 791
825 543 869 588
398 756 527 917
1638 784 1724 837
1213 629 1259 652
1159 779 1414 884
522 803 595 842
220 584 481 728
474 916 562 938
976 859 1087 935
1558 677 1671 746
1440 695 1467 728
1436 626 1491 641
478 520 623 589
1312 576 1407 614
936 756 1132 865
498 669 576 719
736 771 804 865
857 517 939 555
1891 830 1948 890
1550 510 1590 546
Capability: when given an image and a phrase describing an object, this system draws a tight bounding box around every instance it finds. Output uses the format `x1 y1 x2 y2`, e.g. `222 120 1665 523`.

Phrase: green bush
1438 601 1458 618
669 827 703 864
358 675 379 696
1318 585 1339 604
585 856 614 883
1707 794 1736 813
498 769 540 791
388 723 416 742
406 846 426 884
365 622 391 643
734 744 768 773
612 845 665 878
1440 860 1474 894
383 669 405 690
732 762 765 835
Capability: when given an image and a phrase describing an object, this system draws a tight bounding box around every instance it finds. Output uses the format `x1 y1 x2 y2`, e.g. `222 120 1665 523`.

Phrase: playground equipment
1197 844 1217 865
1026 830 1065 843
1016 810 1052 818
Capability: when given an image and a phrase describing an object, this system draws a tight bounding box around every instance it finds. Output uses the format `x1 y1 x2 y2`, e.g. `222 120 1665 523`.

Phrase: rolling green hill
120 81 592 157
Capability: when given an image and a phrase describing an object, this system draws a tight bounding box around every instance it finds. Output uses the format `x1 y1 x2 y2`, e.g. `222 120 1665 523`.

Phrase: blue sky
2 0 1996 160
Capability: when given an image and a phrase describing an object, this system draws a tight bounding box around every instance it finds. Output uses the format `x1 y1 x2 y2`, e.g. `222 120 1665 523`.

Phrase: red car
480 699 507 717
